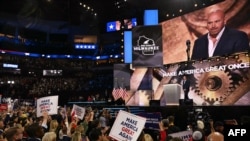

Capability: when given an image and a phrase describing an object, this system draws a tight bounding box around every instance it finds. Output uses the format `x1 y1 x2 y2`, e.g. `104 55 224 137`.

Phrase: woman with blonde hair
71 132 82 141
49 119 59 132
144 133 153 141
42 132 57 141
75 125 84 135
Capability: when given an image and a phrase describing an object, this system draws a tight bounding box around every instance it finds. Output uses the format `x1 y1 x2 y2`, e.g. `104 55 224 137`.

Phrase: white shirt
207 27 225 57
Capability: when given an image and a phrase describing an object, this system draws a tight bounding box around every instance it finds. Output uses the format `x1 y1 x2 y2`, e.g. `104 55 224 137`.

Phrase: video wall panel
115 0 250 106
162 0 250 64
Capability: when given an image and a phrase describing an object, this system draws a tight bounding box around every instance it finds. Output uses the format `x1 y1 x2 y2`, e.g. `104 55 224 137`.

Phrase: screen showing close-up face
162 0 250 64
125 0 250 106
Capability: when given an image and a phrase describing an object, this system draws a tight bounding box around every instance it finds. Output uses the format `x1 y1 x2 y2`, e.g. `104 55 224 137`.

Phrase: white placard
36 95 58 117
109 110 146 141
71 104 85 120
169 130 193 141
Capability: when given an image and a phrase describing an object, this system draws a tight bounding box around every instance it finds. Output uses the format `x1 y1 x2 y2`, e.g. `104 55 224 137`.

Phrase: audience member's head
196 120 205 130
75 125 84 135
162 119 169 128
71 132 82 141
136 130 145 141
49 119 59 132
42 131 56 141
168 116 175 124
25 122 45 139
240 115 250 125
90 119 101 129
207 132 224 141
214 121 224 134
144 133 153 141
4 126 23 141
88 128 104 141
192 129 205 141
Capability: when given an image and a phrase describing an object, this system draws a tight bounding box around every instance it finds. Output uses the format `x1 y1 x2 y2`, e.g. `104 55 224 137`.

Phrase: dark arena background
0 0 250 140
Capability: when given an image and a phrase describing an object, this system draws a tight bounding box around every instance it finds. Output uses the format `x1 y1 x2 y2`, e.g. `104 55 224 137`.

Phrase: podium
149 100 160 106
162 84 181 105
179 99 193 106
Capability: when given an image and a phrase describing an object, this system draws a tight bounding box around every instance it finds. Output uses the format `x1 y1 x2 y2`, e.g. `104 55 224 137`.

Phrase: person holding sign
108 110 147 141
159 119 169 141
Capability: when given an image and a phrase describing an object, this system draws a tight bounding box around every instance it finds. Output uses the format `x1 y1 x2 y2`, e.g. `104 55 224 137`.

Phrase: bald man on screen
191 9 250 60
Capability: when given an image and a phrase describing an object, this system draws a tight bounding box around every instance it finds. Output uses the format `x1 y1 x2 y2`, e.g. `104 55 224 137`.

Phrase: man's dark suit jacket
183 79 190 100
61 135 71 141
191 27 250 60
26 138 41 141
182 79 190 92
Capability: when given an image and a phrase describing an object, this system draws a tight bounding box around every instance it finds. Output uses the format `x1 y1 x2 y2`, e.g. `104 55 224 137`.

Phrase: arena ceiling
0 0 224 34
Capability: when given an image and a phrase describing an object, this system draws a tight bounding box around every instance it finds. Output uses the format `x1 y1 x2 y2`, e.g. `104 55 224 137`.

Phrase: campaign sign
36 95 58 117
71 104 85 120
169 130 192 141
109 110 146 141
138 112 161 130
0 104 8 112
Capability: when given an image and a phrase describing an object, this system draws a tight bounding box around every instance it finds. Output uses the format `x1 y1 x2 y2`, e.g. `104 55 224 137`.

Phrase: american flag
112 87 127 101
120 87 128 100
107 21 117 32
112 88 121 101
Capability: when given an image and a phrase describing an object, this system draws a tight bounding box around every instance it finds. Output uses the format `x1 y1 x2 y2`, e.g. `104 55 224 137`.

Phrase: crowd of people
0 5 250 141
0 75 111 104
0 104 249 141
0 54 114 105
0 103 249 141
1 54 96 70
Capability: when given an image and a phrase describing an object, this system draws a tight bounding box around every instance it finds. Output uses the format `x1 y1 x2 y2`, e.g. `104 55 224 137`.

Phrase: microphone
186 40 191 49
186 40 191 61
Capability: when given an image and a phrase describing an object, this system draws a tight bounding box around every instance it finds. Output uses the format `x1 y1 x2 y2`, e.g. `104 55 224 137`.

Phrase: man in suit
182 75 190 100
191 9 249 60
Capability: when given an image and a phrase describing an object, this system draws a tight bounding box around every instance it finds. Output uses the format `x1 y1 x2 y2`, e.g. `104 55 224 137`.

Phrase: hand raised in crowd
42 110 49 119
159 120 167 131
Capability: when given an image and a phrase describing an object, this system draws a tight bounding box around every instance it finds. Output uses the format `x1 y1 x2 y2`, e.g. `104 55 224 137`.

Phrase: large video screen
106 18 137 32
162 0 250 64
119 0 250 106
